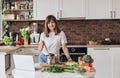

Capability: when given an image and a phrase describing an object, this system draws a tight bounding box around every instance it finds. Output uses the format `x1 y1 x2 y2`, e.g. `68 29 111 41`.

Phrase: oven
59 47 87 62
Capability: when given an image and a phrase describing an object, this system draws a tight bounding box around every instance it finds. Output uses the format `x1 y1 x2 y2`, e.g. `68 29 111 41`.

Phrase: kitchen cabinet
88 47 112 78
0 54 6 78
34 0 86 20
112 0 120 19
88 47 120 78
112 48 120 78
34 0 59 20
86 0 111 19
59 0 86 19
86 0 120 19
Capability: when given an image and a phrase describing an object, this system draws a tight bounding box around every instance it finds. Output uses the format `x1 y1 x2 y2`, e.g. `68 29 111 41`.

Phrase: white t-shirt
39 31 67 55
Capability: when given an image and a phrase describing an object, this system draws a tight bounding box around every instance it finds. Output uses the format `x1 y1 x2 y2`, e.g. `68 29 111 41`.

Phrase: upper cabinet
112 0 120 19
34 0 86 20
86 0 120 19
33 0 59 20
86 0 111 19
59 0 86 19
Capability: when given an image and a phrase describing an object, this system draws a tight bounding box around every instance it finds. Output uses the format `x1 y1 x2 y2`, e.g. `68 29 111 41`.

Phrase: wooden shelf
6 19 33 21
7 9 33 12
5 19 41 22
12 0 31 2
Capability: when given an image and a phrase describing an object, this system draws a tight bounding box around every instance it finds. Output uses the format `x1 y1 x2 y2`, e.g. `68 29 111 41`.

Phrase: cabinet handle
114 11 116 18
57 12 59 19
110 11 113 18
93 48 110 50
60 10 62 17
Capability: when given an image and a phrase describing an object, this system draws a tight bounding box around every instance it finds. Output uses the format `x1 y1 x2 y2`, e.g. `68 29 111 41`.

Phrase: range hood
59 17 86 20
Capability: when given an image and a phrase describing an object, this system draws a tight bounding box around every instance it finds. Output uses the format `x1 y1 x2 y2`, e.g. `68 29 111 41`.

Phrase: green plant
90 39 97 42
3 36 13 43
2 0 9 37
20 27 31 38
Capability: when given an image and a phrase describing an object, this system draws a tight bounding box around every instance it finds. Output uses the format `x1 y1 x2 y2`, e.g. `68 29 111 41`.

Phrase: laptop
13 54 41 71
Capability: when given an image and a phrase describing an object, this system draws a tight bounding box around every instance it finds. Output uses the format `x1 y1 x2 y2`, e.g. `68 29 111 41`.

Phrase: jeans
38 53 47 63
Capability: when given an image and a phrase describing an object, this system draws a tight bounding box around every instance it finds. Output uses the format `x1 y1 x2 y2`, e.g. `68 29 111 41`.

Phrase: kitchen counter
1 44 120 55
12 69 95 78
0 45 38 55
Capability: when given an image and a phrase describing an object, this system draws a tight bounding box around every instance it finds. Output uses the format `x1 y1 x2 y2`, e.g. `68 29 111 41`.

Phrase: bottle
16 15 20 20
16 34 19 41
29 1 33 9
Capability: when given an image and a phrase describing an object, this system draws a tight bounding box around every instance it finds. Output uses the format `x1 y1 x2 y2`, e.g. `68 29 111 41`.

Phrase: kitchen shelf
7 9 33 12
12 0 30 2
6 19 33 21
5 19 41 22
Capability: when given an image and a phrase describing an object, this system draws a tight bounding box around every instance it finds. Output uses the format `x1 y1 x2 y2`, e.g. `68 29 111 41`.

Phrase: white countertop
12 69 95 78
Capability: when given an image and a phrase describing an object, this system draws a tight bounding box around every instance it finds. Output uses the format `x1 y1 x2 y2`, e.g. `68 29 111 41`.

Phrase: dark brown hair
44 15 61 37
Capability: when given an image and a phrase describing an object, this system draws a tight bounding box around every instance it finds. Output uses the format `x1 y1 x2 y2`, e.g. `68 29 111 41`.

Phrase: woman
38 15 72 63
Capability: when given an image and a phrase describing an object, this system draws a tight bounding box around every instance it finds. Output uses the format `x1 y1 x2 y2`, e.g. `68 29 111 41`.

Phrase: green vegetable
66 61 77 66
43 65 64 73
3 36 13 43
82 55 94 63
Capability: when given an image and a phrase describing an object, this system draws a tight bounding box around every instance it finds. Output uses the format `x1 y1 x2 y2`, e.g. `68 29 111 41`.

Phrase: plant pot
89 41 98 45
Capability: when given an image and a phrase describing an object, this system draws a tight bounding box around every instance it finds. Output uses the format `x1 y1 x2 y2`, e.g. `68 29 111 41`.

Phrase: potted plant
20 27 31 45
89 39 98 45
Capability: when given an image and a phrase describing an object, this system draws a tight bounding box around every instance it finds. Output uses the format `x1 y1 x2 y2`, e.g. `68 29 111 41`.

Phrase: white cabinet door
34 0 59 20
88 47 112 78
59 0 85 19
112 0 120 19
86 0 111 19
112 48 120 78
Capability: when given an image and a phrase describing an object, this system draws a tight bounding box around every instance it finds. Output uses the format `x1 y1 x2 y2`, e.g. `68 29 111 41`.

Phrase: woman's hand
68 58 73 62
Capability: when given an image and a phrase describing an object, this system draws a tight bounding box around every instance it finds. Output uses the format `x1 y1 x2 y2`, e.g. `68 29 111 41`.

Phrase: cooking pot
46 53 56 65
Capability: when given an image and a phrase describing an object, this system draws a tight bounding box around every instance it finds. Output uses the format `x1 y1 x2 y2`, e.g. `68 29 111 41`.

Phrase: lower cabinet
88 47 120 78
112 48 120 78
88 47 112 78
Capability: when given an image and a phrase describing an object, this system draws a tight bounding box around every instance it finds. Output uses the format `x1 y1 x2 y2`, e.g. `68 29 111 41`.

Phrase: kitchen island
12 69 95 78
0 44 120 78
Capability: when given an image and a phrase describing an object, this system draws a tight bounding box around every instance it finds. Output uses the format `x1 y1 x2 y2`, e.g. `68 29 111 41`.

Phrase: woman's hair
44 15 61 37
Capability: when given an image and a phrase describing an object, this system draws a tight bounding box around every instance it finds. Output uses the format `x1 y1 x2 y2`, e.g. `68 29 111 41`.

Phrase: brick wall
9 19 120 45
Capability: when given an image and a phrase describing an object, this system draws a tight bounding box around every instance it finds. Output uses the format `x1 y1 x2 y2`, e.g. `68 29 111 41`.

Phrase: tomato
89 67 96 72
83 63 92 67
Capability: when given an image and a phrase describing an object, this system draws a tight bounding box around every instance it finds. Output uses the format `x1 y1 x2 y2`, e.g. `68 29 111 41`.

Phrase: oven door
59 47 87 62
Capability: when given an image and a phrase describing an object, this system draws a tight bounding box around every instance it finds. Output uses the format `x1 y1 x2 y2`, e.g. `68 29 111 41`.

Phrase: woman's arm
62 43 73 61
38 40 44 52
